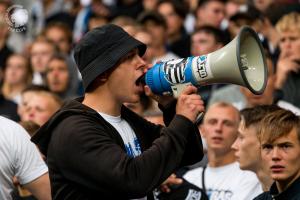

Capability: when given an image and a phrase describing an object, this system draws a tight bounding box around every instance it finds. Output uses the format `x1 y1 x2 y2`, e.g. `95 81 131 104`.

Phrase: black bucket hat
73 24 147 90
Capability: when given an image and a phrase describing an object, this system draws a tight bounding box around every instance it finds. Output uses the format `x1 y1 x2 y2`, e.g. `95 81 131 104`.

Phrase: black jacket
32 98 203 199
253 176 300 200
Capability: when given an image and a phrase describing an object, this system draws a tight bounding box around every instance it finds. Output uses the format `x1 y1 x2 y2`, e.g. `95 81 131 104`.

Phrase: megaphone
144 26 268 97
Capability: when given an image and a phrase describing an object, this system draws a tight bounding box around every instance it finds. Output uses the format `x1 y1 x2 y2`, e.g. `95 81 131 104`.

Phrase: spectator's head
2 54 32 89
19 85 62 126
196 0 226 29
191 25 225 56
157 0 188 39
259 108 300 188
232 104 282 172
252 0 274 13
43 22 73 55
30 37 57 74
45 54 71 97
200 102 240 157
228 6 264 37
138 11 167 48
240 52 275 107
276 12 300 63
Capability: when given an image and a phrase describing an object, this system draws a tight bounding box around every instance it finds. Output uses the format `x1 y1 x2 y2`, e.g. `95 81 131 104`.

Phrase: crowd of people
0 0 300 199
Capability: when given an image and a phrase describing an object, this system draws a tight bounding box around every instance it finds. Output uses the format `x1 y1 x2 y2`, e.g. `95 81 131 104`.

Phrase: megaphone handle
195 112 204 126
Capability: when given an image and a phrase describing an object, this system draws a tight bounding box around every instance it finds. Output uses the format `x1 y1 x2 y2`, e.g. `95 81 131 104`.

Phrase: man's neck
82 89 122 116
256 168 273 191
207 150 236 167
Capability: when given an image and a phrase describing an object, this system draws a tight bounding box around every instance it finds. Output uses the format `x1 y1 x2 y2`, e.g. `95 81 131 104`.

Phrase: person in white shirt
0 116 51 200
183 102 262 200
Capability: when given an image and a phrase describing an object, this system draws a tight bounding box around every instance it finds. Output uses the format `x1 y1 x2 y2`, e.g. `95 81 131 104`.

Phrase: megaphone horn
144 26 268 97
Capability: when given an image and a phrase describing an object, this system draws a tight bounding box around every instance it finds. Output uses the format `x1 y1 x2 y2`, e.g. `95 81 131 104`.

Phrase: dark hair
22 84 50 94
158 0 189 19
230 5 264 23
241 105 282 129
138 11 167 28
47 53 68 66
198 0 227 8
43 22 73 45
21 84 63 106
193 25 226 45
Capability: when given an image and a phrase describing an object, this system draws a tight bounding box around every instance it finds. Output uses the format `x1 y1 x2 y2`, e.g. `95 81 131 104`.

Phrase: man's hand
160 174 183 193
275 53 300 88
176 85 205 123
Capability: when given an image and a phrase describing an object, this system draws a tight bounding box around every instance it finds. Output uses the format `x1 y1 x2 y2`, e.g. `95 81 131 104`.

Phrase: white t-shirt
183 162 263 200
99 112 142 157
0 116 48 200
99 112 146 200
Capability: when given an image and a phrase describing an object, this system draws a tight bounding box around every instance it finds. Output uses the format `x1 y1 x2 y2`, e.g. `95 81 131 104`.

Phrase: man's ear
99 72 111 82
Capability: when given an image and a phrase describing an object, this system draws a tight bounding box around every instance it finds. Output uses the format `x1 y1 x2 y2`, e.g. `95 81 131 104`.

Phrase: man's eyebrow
277 142 294 146
261 141 294 146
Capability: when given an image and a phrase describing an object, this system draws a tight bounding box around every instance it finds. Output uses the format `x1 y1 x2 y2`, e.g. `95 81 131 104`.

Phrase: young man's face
197 1 225 28
158 2 183 37
107 49 146 104
144 21 166 48
261 128 300 184
47 58 69 93
191 31 222 56
232 120 261 172
45 27 71 54
21 93 60 126
30 42 55 73
5 55 29 85
279 30 300 62
201 105 240 155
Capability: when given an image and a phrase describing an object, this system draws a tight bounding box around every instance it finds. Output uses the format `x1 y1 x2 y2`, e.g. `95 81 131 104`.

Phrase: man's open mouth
135 74 145 86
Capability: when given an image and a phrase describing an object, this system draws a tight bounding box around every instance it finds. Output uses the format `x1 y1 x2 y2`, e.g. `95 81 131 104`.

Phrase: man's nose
271 147 281 161
215 121 223 132
137 56 148 73
25 107 35 119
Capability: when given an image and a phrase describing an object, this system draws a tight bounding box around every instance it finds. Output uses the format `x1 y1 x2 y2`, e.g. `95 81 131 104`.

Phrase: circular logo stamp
5 4 28 32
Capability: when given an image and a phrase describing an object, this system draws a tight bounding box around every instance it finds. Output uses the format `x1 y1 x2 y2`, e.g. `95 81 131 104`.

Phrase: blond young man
254 108 300 199
275 12 300 108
